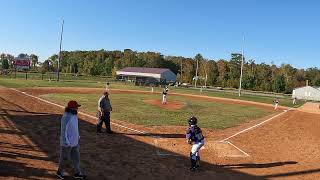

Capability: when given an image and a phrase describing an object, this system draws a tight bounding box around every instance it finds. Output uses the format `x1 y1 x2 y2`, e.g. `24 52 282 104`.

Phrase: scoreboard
13 58 31 70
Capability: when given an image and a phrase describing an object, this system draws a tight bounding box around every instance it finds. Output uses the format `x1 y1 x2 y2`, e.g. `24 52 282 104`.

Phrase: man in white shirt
57 100 86 179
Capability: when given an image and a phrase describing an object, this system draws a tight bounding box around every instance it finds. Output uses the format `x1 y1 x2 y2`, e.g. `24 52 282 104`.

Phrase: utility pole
180 58 183 83
57 19 64 82
204 61 208 87
195 57 199 88
238 35 245 96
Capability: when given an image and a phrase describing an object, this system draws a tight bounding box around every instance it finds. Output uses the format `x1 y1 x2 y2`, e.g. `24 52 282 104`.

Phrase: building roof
118 67 171 74
294 86 320 91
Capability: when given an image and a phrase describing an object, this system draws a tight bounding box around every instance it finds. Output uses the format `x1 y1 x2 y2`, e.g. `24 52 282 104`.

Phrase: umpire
97 91 113 134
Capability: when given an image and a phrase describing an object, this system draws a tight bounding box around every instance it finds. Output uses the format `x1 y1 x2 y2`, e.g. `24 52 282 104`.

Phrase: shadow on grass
1 92 319 179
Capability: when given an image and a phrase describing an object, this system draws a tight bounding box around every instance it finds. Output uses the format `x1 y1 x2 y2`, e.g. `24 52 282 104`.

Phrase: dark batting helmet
188 116 198 126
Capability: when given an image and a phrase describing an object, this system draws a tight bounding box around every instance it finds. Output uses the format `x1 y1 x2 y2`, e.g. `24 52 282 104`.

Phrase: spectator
57 100 86 179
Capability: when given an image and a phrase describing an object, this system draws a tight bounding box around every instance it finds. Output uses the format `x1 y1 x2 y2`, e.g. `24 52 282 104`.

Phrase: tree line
1 49 320 93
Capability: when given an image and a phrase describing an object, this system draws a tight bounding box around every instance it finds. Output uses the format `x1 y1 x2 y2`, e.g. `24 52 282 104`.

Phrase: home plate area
154 138 248 157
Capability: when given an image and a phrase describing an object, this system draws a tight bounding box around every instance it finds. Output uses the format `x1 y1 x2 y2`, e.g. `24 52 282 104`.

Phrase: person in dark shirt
186 116 205 171
97 91 113 134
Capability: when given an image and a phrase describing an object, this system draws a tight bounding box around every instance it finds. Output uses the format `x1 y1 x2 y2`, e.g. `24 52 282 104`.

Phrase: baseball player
273 98 279 110
292 97 297 105
186 116 205 171
162 86 169 104
105 82 110 92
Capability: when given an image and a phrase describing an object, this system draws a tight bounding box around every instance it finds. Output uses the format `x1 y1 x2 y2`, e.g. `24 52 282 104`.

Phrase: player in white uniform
162 87 169 104
274 98 279 110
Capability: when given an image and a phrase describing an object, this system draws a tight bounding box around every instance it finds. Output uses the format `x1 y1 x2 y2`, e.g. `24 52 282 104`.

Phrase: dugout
292 86 320 101
116 67 176 86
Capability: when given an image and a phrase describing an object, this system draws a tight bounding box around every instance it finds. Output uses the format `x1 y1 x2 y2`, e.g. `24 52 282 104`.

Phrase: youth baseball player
274 98 279 110
186 116 205 171
162 86 169 104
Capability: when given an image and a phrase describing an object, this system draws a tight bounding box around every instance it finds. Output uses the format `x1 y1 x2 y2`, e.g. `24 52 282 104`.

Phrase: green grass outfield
0 77 303 108
41 93 273 129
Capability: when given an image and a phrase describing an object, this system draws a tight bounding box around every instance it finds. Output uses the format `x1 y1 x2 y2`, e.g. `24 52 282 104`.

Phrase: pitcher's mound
144 99 184 110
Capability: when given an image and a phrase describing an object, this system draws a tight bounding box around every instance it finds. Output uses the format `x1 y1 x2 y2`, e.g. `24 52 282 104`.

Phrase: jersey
186 125 204 143
162 89 168 95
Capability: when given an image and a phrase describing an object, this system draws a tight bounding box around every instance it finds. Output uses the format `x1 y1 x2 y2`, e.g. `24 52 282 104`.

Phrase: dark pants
97 112 111 132
58 144 82 175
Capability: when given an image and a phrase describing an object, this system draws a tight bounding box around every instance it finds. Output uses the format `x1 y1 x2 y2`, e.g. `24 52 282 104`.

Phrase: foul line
10 88 147 135
226 141 250 157
220 109 291 142
8 88 199 157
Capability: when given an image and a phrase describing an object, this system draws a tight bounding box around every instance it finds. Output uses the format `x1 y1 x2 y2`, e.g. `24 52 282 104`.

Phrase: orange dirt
1 86 320 179
296 102 320 114
143 99 185 110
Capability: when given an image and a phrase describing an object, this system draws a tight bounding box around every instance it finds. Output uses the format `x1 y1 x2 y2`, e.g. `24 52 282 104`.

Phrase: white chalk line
218 108 292 157
10 88 177 156
226 141 250 157
10 88 147 135
11 88 274 158
214 140 249 157
220 108 292 142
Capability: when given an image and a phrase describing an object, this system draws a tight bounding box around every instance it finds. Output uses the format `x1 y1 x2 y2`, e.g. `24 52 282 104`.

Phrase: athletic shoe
73 173 87 179
56 171 64 179
190 167 196 172
106 130 113 134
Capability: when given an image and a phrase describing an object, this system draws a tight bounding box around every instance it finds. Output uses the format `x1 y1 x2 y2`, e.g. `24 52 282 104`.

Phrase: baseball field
1 78 320 179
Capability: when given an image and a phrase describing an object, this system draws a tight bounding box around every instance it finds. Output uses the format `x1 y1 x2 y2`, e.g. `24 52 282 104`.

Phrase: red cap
67 100 81 109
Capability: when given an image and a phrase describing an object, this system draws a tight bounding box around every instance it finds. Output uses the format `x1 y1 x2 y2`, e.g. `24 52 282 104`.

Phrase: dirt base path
1 87 320 179
296 102 320 114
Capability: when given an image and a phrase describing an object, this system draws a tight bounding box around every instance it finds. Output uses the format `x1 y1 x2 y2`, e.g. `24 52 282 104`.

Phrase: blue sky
0 0 319 69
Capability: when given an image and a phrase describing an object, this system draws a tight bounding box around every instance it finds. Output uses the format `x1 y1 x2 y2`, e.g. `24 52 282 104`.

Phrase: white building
116 67 176 85
292 86 320 101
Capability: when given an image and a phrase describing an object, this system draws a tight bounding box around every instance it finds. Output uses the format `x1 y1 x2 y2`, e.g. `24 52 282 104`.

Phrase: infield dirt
1 86 320 179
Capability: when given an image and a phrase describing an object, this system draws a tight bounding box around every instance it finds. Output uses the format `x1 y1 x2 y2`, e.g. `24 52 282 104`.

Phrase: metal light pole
57 19 64 82
195 57 199 88
180 58 183 82
238 36 245 96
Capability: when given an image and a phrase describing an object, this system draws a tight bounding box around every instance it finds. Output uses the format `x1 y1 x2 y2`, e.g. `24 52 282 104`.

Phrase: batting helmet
188 116 198 126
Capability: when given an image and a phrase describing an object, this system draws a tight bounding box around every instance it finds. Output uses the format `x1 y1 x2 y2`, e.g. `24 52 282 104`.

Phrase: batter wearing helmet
186 116 205 171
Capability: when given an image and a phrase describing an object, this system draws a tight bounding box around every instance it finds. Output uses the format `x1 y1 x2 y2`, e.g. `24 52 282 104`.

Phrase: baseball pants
97 112 111 132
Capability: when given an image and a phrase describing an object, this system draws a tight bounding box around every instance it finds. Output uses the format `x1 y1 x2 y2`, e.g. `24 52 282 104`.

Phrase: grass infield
41 93 273 129
0 77 303 108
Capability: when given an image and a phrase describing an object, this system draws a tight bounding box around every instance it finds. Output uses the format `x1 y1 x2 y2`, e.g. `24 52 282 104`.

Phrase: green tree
228 53 242 88
2 58 9 69
216 59 228 87
206 60 219 86
29 54 39 68
273 75 286 93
